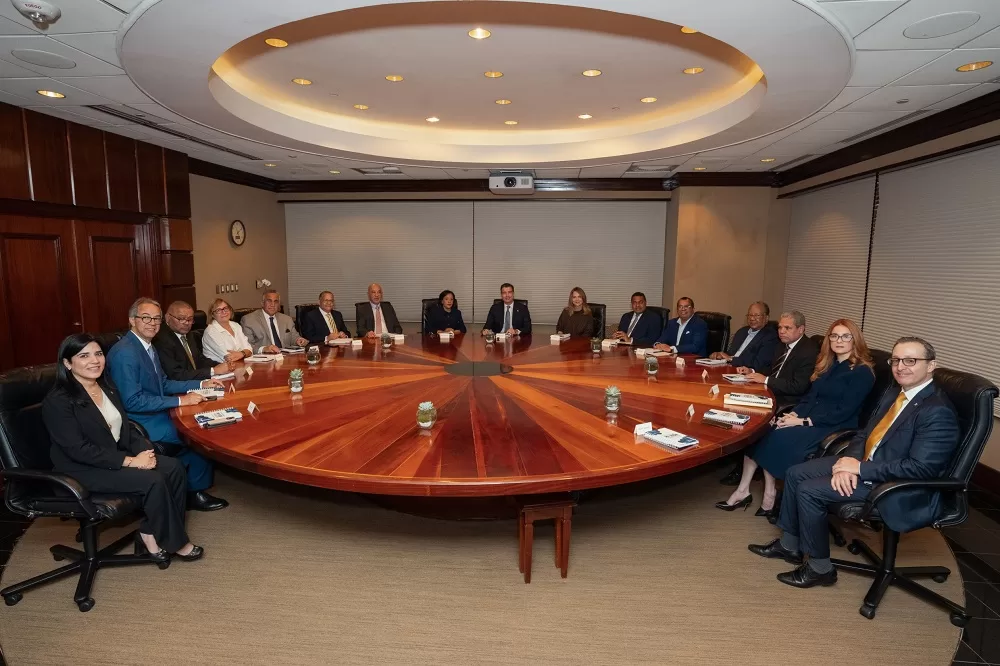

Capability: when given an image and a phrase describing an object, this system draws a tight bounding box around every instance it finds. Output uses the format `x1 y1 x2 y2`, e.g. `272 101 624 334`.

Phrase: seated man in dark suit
356 283 403 339
482 283 532 336
107 297 228 511
654 296 707 356
611 292 663 347
709 301 779 371
749 336 959 588
302 290 350 344
740 310 819 407
153 300 233 381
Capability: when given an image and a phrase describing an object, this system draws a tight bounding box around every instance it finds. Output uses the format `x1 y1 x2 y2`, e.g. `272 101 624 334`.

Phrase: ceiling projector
489 173 534 195
11 0 61 24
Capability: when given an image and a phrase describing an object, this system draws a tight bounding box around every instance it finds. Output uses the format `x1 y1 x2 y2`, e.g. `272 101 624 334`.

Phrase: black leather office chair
420 298 438 334
93 332 123 355
824 366 998 625
230 307 255 324
295 304 319 334
645 306 669 331
192 310 208 332
809 333 826 349
588 303 607 338
0 365 165 612
492 298 528 307
697 311 732 355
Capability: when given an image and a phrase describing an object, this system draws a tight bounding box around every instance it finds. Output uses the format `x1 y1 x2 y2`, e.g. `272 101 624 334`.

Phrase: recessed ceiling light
353 104 369 110
468 27 491 40
578 114 592 119
683 67 704 75
582 69 602 77
680 26 699 34
640 97 657 103
265 38 288 48
504 120 518 125
35 90 65 98
264 163 277 167
495 99 512 105
426 116 440 123
385 74 403 82
693 167 707 171
484 70 503 78
329 170 340 174
292 78 312 85
760 158 776 163
957 60 993 72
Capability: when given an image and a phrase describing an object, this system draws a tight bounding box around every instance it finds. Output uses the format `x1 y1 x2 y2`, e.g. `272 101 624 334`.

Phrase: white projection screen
284 200 667 325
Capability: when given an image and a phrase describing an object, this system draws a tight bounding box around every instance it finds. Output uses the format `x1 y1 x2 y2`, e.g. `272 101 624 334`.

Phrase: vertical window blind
783 177 875 335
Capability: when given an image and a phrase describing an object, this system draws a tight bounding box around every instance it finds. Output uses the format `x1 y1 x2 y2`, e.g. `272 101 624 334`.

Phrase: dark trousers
776 457 871 559
64 455 190 553
175 447 213 492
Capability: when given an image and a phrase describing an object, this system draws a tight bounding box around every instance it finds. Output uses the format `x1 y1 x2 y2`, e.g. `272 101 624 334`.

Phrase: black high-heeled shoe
714 494 752 511
174 545 204 562
134 533 170 565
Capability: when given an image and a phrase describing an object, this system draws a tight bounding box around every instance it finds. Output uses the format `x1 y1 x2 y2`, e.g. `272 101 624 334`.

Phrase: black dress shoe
748 538 803 564
719 466 742 486
134 533 170 565
187 491 229 512
777 562 838 588
714 494 753 512
174 545 204 562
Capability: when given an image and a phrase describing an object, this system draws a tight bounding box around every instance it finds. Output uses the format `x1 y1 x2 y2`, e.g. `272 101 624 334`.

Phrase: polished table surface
173 334 775 497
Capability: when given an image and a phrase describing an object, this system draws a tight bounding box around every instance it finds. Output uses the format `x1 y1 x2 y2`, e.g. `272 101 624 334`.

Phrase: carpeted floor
0 468 963 665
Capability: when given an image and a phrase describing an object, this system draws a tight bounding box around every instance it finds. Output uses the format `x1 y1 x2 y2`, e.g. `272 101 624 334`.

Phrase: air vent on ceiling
354 166 404 175
625 164 679 173
772 154 816 170
86 105 261 160
838 110 931 144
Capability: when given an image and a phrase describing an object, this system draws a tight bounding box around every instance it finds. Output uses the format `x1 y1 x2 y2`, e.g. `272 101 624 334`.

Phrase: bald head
368 283 383 305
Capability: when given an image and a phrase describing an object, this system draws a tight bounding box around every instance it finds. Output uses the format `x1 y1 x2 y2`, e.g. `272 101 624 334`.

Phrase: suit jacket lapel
877 383 935 452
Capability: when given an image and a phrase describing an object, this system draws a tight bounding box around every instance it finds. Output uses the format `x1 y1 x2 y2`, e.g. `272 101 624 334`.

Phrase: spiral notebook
194 407 243 428
703 409 751 426
724 392 774 409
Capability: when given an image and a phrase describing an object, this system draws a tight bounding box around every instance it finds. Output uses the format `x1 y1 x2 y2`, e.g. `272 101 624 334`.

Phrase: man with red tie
748 337 959 588
357 283 403 340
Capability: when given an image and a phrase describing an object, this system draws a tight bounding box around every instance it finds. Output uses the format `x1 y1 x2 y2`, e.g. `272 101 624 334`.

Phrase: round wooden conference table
173 334 775 498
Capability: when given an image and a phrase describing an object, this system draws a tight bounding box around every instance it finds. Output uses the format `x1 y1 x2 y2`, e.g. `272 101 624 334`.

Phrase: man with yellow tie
748 336 959 589
302 291 350 344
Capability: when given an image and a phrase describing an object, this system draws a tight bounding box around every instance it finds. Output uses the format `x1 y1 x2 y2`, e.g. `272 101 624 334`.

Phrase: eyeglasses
212 307 231 314
828 333 854 342
888 357 931 367
746 314 767 320
168 314 194 323
135 315 162 324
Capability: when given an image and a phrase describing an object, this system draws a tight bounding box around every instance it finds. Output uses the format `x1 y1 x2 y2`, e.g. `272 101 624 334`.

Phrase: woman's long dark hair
55 333 111 402
438 290 458 309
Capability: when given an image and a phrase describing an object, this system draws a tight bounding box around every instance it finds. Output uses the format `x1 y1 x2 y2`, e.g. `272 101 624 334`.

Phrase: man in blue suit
654 296 708 356
611 292 663 347
107 297 229 511
749 336 959 588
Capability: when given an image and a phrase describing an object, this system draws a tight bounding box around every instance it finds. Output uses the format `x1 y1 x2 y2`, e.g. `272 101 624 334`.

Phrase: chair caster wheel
52 554 65 562
950 612 969 628
932 574 948 584
156 560 171 570
847 542 862 555
4 593 22 606
77 598 95 612
859 604 877 620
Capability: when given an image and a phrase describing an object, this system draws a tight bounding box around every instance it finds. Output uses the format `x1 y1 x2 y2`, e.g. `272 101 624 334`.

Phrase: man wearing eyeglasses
107 298 229 512
749 336 959 589
153 301 234 381
709 301 779 370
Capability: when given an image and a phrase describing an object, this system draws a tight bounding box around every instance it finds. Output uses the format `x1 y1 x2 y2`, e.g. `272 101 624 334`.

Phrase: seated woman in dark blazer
43 333 203 564
426 290 467 335
715 318 875 518
556 287 596 338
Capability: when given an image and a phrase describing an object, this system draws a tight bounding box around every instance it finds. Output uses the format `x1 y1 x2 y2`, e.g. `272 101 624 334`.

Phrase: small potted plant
645 355 659 376
591 337 602 354
604 385 621 412
416 401 437 428
288 368 304 393
381 332 392 349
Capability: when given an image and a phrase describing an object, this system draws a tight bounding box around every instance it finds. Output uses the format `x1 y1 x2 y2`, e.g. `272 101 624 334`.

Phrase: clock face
230 220 246 246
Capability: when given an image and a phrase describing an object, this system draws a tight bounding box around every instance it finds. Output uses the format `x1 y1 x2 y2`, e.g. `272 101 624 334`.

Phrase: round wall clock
230 219 246 246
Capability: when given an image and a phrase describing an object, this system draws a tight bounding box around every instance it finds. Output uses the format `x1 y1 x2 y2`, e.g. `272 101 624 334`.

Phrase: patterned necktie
864 392 908 460
269 316 281 347
503 305 512 332
375 305 384 335
627 313 640 337
772 344 790 377
179 335 196 368
324 311 337 335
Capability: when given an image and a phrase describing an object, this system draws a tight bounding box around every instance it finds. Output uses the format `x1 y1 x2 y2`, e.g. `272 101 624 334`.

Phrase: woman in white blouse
43 334 203 563
202 298 253 363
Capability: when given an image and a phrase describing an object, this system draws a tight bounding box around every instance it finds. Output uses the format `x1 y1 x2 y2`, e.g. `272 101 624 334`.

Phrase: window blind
863 145 1000 409
783 177 875 335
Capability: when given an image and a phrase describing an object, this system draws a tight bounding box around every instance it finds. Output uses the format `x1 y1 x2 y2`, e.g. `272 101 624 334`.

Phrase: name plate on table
351 339 363 349
327 338 353 346
601 338 619 350
550 333 570 343
495 332 507 341
391 334 405 344
439 332 452 342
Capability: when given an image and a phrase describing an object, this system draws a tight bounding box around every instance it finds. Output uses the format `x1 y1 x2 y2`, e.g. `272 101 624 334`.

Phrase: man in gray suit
241 288 308 353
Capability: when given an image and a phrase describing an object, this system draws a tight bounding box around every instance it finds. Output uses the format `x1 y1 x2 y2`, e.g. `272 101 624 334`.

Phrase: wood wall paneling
159 217 193 251
136 142 166 215
0 216 82 370
68 123 109 209
24 111 72 205
162 285 197 309
76 222 143 334
105 133 139 212
160 251 194 286
164 149 191 218
0 104 30 200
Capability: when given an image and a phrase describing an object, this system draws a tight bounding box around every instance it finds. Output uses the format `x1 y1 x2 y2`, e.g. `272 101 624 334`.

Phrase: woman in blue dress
715 318 875 518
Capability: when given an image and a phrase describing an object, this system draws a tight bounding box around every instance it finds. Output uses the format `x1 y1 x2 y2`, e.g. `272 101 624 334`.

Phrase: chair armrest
775 404 796 417
859 478 966 520
0 468 89 501
129 419 149 439
819 429 857 458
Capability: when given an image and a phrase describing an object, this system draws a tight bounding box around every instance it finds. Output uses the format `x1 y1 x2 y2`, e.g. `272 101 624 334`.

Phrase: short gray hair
752 301 770 317
894 336 936 361
779 310 806 328
129 297 160 318
262 288 280 300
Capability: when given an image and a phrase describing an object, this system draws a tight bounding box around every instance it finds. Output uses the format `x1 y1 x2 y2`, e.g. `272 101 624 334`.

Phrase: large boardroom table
174 334 775 498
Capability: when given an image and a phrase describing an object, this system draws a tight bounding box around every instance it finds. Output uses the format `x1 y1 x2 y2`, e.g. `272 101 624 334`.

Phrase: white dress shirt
626 312 642 337
671 317 691 351
865 378 934 460
733 328 759 358
95 388 122 442
203 320 252 363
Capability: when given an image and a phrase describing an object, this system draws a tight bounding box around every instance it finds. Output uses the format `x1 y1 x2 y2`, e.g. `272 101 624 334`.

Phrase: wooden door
0 216 83 370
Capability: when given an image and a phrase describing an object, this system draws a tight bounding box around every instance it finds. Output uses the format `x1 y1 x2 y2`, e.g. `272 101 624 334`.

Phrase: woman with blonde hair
201 298 253 363
556 287 596 338
715 318 875 519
